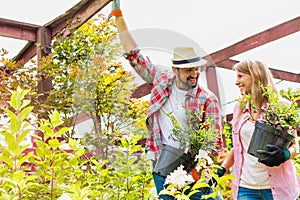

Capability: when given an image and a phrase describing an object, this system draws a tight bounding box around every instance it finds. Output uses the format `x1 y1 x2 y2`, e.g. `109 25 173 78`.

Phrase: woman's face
235 71 253 95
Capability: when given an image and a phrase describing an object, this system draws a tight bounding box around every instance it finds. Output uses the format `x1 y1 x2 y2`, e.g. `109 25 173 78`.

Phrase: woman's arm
287 129 299 159
288 142 298 159
221 148 234 172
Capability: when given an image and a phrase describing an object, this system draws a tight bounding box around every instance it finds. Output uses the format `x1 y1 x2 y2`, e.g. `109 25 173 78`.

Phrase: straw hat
171 47 207 68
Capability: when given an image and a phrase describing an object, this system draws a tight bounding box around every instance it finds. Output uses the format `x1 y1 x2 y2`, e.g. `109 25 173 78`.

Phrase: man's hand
203 166 226 194
256 144 290 167
108 0 122 19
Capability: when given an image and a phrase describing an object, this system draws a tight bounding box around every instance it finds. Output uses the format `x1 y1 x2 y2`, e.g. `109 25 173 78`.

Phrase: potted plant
153 109 220 177
156 110 233 199
246 86 300 158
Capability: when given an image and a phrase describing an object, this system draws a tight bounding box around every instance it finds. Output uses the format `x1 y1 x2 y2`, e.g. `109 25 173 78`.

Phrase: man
110 1 223 199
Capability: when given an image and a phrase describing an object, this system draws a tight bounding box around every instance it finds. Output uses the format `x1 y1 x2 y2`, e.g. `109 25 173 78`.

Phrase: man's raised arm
110 0 137 52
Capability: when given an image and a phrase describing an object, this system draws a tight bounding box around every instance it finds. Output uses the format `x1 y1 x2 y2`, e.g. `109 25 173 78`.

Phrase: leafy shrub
0 87 154 200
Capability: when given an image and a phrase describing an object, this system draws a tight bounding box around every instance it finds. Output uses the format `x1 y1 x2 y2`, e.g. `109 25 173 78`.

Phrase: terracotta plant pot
247 121 295 159
153 144 193 178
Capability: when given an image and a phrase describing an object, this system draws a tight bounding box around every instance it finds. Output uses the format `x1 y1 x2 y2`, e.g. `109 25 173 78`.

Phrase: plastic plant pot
153 144 193 178
247 121 295 159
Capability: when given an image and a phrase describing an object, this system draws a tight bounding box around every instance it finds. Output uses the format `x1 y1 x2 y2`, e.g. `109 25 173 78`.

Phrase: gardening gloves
108 0 122 20
203 166 226 194
256 144 290 167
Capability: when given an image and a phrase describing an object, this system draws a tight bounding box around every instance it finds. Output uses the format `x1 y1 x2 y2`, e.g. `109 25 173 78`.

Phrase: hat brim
172 59 207 68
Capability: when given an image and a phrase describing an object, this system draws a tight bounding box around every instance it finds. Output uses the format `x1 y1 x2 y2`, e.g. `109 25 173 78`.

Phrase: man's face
173 66 200 90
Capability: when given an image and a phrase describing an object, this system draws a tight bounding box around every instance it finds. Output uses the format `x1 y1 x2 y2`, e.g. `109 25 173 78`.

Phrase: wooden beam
13 0 111 62
47 0 111 37
206 66 220 102
12 42 36 61
203 16 300 67
37 26 52 101
0 18 39 42
217 59 300 83
131 83 152 98
269 68 300 83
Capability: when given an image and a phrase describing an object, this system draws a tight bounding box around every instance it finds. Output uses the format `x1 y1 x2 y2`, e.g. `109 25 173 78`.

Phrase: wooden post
37 26 52 101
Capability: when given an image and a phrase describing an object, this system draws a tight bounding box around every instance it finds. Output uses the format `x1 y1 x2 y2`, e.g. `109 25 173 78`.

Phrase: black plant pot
247 121 295 159
153 144 193 178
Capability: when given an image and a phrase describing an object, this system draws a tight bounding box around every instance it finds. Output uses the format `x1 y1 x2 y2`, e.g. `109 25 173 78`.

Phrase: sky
1 0 300 115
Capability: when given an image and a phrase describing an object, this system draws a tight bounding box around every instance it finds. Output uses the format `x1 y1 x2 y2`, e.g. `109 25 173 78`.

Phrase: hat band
172 57 201 65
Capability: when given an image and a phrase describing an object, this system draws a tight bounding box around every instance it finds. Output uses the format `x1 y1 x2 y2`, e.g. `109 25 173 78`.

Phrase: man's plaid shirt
125 49 223 160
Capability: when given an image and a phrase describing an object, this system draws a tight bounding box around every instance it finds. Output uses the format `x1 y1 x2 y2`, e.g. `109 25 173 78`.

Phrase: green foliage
0 49 40 116
238 85 300 132
167 110 219 157
44 14 123 126
1 14 149 161
0 87 154 199
47 14 149 160
260 86 300 131
223 122 233 150
97 137 153 199
162 109 234 199
160 159 235 199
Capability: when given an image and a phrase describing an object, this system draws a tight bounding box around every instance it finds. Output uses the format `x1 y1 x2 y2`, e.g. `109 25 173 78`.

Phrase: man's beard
178 74 198 89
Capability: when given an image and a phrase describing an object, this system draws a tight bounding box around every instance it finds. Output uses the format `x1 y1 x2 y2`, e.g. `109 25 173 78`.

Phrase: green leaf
19 106 34 121
120 138 129 148
49 110 64 127
69 157 79 166
55 127 69 137
0 155 14 168
12 170 25 183
35 140 46 148
127 157 137 166
15 144 30 156
48 139 60 149
3 108 20 133
75 149 85 158
1 131 16 149
52 158 65 167
17 153 33 168
18 129 30 143
8 86 30 110
20 100 31 110
0 177 17 188
68 138 77 149
39 123 54 138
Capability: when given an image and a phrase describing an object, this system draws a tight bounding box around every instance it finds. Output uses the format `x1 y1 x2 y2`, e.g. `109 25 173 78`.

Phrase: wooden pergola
1 0 300 120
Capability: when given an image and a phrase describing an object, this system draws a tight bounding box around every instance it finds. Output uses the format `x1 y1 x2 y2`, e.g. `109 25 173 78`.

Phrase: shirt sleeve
123 48 156 84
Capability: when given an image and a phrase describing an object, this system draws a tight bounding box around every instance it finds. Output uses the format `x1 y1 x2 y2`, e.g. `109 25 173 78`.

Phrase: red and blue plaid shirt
125 49 223 160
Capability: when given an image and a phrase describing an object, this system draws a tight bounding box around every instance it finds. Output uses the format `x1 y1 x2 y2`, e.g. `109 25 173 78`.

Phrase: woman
220 60 300 200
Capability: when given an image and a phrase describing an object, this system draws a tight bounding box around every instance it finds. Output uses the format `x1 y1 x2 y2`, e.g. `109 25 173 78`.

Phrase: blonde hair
233 60 278 113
